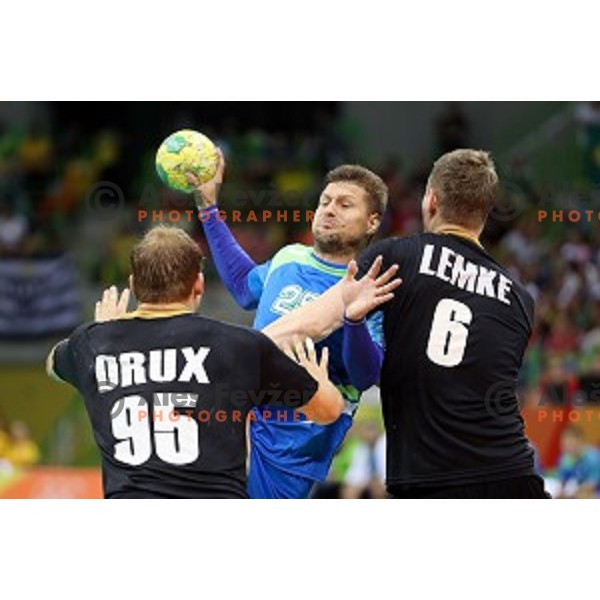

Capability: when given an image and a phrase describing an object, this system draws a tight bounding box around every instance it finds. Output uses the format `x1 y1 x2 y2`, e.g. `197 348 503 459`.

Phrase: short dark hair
325 164 388 216
130 226 203 303
427 149 499 228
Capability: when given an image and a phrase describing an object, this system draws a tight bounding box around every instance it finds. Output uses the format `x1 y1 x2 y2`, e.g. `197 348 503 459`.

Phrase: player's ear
193 273 205 297
429 191 439 217
366 212 381 236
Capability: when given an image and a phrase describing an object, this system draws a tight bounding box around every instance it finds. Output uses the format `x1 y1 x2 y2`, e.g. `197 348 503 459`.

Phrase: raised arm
262 256 401 348
187 150 264 310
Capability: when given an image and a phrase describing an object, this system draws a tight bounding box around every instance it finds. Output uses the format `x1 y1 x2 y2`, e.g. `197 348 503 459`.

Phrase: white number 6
426 299 472 367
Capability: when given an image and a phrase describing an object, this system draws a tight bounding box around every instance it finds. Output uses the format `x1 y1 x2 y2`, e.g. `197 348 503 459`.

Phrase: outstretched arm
187 150 264 310
263 256 401 347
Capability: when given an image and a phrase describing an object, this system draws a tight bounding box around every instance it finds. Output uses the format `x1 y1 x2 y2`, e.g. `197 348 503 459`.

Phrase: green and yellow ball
155 129 219 193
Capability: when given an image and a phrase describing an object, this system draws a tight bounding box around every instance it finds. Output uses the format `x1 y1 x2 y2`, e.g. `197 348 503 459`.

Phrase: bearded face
312 181 380 257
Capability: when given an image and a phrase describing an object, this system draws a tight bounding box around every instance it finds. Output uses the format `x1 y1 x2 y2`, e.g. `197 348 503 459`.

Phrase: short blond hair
130 226 203 303
427 149 499 228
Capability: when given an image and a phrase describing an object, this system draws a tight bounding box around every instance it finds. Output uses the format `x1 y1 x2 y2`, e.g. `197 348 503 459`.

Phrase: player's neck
311 246 354 266
136 300 196 314
432 223 482 247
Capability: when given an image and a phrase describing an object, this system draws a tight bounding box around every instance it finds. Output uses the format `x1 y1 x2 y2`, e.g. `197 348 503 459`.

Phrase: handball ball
155 129 219 193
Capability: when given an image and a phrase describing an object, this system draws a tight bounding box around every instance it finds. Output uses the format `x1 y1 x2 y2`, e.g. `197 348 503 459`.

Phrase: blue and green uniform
201 206 383 498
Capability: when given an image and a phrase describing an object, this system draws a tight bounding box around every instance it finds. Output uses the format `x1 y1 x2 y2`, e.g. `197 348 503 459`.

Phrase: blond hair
427 149 499 228
130 226 203 303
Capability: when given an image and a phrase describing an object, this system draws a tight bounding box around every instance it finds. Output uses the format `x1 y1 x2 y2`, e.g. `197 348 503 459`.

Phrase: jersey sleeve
50 339 78 386
366 310 385 351
256 332 318 409
202 205 266 309
342 316 384 391
246 260 271 306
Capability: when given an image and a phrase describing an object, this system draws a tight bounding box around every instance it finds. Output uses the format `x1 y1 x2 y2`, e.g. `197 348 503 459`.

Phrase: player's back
55 312 299 498
362 232 536 489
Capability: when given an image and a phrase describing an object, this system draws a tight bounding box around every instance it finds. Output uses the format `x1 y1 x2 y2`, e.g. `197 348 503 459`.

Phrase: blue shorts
247 445 315 499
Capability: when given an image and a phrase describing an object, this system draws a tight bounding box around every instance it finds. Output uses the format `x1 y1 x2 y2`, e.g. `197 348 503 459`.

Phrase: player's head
422 149 498 235
129 226 204 308
313 164 388 256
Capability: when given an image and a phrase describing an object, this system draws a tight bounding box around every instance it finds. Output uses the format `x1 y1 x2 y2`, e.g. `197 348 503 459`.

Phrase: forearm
263 281 345 347
299 379 343 425
201 206 257 309
342 317 383 391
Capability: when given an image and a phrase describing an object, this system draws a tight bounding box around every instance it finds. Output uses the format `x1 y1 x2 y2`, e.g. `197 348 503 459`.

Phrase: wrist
343 313 366 325
193 192 218 210
197 204 219 215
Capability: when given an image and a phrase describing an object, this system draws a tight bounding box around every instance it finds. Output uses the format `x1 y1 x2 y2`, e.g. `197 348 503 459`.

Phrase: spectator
556 425 600 498
0 202 28 255
581 303 600 353
0 417 10 459
5 421 40 470
544 314 581 355
341 421 386 499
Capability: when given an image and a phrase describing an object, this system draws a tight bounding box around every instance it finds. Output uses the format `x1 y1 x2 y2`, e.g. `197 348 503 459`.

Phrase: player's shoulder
81 313 260 341
469 240 536 324
268 243 347 279
360 232 427 265
66 321 97 346
508 276 535 321
473 243 535 311
181 313 273 349
270 243 312 267
67 314 270 358
193 313 260 338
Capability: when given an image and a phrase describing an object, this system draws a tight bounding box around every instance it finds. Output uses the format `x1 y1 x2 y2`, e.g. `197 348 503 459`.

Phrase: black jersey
358 232 536 488
51 311 317 498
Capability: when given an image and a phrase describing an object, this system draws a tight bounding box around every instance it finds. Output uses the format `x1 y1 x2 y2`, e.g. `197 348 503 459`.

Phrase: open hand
185 147 226 208
341 256 402 321
95 286 130 322
283 336 330 384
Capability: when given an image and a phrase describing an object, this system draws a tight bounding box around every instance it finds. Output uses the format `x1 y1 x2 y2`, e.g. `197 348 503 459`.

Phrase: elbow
238 296 257 311
345 348 383 392
231 286 257 311
352 361 382 391
309 383 344 425
353 376 378 393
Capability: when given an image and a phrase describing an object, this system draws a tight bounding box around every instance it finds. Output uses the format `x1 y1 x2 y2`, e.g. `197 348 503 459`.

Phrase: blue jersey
246 244 383 481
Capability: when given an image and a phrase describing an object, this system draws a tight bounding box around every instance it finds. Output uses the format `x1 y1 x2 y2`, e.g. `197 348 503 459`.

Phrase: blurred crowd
1 102 600 491
0 120 123 258
0 417 40 474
